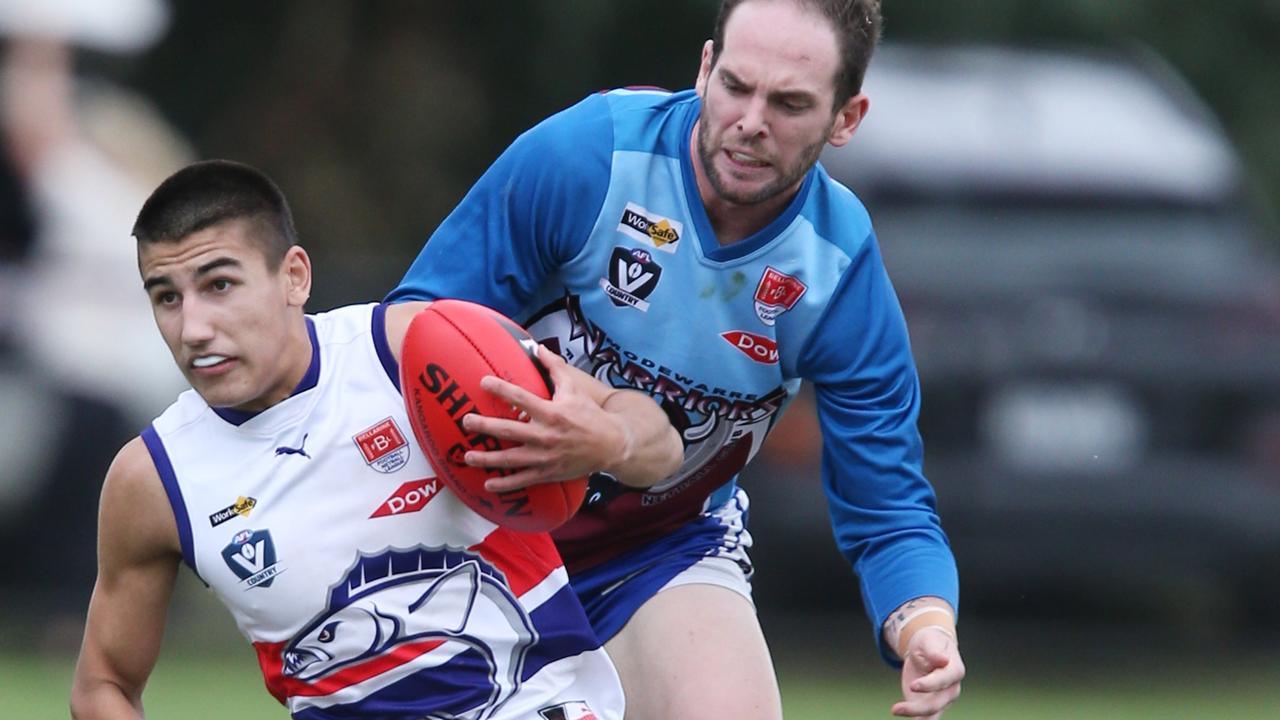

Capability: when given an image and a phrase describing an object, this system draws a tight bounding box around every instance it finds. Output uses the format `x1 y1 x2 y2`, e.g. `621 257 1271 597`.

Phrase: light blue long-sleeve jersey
389 88 958 661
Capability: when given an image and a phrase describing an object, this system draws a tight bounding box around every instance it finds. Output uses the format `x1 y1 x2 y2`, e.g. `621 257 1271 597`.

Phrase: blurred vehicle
757 42 1280 631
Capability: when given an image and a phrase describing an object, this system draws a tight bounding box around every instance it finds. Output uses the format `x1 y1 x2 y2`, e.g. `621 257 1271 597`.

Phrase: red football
399 299 588 533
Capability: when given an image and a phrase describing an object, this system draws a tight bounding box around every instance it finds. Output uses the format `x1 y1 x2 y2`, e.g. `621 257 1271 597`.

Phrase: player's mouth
190 354 235 375
722 148 771 173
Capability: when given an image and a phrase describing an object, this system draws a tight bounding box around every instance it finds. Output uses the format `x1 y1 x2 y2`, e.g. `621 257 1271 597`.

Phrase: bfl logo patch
753 267 806 326
353 418 410 473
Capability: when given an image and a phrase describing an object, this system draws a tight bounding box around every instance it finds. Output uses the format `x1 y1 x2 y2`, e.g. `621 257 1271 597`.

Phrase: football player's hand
892 626 964 718
461 345 631 491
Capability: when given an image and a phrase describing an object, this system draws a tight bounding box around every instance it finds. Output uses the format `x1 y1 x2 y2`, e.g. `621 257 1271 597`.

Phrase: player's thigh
605 583 782 720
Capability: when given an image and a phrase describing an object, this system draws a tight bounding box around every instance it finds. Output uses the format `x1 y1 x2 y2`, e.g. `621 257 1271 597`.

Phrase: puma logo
275 433 311 459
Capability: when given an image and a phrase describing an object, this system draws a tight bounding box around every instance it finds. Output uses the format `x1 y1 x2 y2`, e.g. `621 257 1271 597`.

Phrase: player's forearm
599 389 682 488
882 596 957 661
70 677 144 720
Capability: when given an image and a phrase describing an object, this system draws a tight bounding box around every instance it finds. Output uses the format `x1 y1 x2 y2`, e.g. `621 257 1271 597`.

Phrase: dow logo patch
754 267 807 326
209 496 257 527
222 529 282 589
722 330 779 365
617 202 682 253
600 247 661 312
370 478 442 518
354 418 410 473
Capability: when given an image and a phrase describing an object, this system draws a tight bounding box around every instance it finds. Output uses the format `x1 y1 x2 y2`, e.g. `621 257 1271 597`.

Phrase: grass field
11 592 1276 719
9 647 1278 720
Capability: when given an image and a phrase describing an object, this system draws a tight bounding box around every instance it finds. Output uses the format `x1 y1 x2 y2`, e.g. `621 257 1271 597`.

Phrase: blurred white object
3 39 192 424
0 0 168 53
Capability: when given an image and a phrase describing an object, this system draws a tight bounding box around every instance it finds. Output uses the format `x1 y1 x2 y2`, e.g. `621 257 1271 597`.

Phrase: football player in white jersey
70 160 682 719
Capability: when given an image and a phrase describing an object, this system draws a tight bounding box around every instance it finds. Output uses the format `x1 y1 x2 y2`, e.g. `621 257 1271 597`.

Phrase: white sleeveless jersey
143 303 621 720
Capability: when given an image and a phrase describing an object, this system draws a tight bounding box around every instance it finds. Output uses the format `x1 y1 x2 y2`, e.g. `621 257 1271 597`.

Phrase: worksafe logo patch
209 496 257 527
617 202 682 252
600 247 662 312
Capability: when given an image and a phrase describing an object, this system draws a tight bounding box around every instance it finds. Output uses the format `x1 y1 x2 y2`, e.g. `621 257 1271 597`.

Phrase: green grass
11 649 1279 720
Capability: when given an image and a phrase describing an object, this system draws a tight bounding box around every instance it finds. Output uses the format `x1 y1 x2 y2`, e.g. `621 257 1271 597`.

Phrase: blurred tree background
85 0 1277 310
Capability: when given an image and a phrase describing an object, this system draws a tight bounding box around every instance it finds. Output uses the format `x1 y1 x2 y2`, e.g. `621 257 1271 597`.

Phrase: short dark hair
710 0 882 108
132 159 297 267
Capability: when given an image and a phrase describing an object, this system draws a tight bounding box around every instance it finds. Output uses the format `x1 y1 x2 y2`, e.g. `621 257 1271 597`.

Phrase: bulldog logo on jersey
353 418 410 473
600 246 661 312
754 267 807 326
222 529 282 589
617 202 682 253
277 547 536 719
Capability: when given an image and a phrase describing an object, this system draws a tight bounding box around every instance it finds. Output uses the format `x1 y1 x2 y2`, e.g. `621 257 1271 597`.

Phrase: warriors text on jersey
388 88 959 659
143 303 621 720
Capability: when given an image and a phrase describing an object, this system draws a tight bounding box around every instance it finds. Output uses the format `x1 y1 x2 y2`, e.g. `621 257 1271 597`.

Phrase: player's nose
735 95 769 138
179 298 217 346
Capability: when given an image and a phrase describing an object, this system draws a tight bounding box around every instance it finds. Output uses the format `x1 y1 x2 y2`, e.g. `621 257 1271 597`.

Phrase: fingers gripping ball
399 299 588 532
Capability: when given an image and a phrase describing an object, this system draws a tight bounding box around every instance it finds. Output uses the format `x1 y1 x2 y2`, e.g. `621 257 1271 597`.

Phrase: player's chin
717 179 780 205
194 380 257 411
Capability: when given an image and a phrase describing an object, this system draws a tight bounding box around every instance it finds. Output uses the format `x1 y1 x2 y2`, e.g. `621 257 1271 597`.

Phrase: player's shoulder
535 87 694 147
597 86 693 112
802 162 877 259
100 436 180 557
308 302 380 346
382 300 430 363
108 435 159 486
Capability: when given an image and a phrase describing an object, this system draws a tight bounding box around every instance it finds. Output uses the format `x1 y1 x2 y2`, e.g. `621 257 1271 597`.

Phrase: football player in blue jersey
69 160 682 720
388 1 965 718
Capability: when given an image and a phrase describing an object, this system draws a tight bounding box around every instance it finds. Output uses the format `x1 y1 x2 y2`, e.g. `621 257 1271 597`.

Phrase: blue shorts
569 487 755 643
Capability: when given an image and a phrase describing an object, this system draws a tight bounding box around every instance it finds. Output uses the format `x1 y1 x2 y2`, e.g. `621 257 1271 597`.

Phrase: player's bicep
74 438 182 705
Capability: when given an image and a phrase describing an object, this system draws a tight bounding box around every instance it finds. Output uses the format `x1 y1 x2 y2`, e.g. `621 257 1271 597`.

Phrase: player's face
693 0 868 206
139 219 312 412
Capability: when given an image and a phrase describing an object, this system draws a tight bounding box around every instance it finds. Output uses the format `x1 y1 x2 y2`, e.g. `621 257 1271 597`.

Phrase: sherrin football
399 299 588 533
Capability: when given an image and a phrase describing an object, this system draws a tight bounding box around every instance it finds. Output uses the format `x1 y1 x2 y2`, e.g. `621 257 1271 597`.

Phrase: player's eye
209 278 234 293
776 97 811 114
154 290 179 306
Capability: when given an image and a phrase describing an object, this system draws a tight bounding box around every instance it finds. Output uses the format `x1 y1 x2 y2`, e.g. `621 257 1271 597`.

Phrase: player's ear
827 92 869 148
282 245 311 307
695 39 715 98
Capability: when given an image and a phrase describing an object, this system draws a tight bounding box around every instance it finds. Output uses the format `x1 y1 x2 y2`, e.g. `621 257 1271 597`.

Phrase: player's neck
702 193 794 246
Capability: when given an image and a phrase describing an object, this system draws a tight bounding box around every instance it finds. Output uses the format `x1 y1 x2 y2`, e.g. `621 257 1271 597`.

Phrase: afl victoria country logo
600 246 661 311
221 529 282 589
